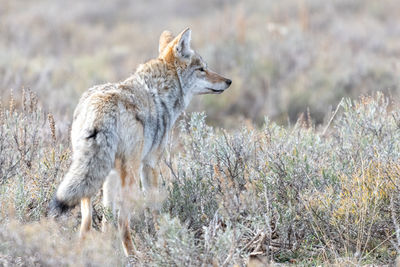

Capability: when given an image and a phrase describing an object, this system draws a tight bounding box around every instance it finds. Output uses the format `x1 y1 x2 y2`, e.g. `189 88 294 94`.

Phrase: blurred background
1 0 399 127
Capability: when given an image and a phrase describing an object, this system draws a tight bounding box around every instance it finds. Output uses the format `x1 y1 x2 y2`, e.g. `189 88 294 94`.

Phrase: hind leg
116 159 139 256
80 197 92 238
119 199 135 256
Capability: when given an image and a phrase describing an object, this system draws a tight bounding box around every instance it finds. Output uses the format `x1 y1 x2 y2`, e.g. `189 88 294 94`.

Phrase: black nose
226 79 232 86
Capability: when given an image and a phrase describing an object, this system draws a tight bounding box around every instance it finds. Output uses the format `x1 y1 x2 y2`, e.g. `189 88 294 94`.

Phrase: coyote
49 28 231 256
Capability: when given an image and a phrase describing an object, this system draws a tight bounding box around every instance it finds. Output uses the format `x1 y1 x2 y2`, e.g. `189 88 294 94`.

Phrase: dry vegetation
2 91 400 266
2 0 399 125
1 0 400 266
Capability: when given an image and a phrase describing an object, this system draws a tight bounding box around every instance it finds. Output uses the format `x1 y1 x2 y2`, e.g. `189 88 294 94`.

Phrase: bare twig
322 98 344 136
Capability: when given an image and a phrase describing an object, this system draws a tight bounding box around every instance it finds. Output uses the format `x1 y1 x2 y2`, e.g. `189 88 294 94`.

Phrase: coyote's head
158 28 232 95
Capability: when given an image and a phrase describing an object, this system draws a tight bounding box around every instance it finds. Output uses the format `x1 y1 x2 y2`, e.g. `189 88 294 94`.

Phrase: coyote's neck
123 59 192 138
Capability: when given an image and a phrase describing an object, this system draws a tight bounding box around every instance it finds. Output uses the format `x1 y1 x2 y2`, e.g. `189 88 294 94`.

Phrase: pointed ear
159 30 174 54
174 28 192 59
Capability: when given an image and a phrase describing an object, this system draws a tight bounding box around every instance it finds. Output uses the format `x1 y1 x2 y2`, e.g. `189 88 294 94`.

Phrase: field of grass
1 0 400 266
1 91 400 266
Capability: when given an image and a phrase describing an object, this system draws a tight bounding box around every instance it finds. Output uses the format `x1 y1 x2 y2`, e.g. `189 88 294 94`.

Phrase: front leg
141 154 162 231
141 161 160 192
141 148 164 192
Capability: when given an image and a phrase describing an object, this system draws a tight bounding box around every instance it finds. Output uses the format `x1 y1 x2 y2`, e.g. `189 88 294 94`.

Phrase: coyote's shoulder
50 28 231 256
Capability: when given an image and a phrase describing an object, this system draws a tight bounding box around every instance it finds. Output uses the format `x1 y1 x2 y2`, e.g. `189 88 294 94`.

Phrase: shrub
1 92 400 266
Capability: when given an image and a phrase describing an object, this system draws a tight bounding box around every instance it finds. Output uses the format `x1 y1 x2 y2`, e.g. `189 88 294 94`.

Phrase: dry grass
2 92 400 265
1 0 400 266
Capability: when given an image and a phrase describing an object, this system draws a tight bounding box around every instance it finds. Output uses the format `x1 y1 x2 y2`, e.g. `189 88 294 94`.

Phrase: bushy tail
49 128 117 216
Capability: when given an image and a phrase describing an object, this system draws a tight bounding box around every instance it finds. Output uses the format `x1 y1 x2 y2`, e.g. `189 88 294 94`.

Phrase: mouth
206 88 224 94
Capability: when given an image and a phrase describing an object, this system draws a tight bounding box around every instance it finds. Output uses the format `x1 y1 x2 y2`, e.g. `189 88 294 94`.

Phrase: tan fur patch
115 159 127 187
206 70 228 83
160 46 176 65
80 197 92 237
159 30 174 54
121 219 135 255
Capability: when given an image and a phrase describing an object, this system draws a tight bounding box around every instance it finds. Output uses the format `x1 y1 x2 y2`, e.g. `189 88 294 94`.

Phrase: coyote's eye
198 67 205 72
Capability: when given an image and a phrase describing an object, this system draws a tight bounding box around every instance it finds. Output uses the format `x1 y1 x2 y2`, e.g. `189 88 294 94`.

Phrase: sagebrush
1 92 400 266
